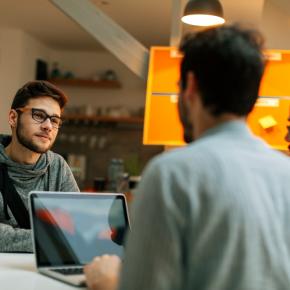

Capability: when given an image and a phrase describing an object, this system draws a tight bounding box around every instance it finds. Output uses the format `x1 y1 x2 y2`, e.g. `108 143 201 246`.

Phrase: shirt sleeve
0 223 32 252
118 159 189 290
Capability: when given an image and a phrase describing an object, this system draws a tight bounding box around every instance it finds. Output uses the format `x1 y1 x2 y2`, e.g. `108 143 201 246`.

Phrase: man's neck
195 113 245 139
4 139 41 165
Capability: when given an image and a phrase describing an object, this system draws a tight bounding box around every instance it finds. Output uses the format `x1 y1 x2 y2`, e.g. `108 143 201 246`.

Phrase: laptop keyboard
52 267 84 275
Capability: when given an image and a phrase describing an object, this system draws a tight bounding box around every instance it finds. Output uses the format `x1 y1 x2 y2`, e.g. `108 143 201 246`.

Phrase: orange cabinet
150 49 181 94
143 94 184 145
143 47 290 150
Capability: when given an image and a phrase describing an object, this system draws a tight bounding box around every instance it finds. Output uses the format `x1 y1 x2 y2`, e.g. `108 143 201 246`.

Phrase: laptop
29 191 130 287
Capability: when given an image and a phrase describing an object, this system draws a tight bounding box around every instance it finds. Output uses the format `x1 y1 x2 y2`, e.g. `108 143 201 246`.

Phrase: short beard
16 118 52 154
178 95 194 143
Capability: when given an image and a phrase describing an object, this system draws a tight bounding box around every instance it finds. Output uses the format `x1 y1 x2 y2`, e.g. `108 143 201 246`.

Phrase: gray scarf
0 134 52 182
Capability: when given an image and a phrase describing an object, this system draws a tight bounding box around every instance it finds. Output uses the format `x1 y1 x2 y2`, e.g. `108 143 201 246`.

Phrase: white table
0 253 87 290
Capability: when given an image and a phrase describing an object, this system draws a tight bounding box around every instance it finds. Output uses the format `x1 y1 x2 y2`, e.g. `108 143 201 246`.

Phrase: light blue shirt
119 120 290 290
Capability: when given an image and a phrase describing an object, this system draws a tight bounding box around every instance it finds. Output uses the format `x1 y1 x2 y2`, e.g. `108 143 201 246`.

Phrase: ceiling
0 0 290 51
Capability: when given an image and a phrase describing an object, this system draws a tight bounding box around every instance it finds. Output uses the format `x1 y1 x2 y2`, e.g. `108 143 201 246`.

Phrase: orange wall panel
144 47 290 150
150 48 181 94
259 51 290 96
143 95 185 145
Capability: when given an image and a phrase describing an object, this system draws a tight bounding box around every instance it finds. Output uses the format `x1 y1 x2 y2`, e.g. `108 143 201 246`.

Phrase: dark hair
179 24 265 116
11 80 68 111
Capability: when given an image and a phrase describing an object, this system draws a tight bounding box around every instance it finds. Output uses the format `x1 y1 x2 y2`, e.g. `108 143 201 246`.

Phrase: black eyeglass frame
16 107 63 129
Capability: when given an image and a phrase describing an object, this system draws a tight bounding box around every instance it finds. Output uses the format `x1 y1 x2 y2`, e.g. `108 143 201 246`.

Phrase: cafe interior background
0 0 289 190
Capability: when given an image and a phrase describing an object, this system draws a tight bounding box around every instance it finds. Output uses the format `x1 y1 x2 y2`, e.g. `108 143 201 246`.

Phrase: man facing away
0 81 79 252
84 25 290 290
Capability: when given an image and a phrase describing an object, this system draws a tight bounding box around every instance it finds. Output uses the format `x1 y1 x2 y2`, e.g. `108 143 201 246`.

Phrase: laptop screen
29 192 129 267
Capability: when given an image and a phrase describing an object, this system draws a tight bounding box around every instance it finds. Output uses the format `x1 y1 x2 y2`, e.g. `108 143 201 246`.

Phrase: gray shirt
119 121 290 290
0 135 79 252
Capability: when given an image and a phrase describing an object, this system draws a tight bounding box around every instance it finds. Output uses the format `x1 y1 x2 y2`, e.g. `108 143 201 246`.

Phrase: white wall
49 50 146 112
0 28 24 134
19 31 52 85
260 0 290 49
0 28 52 134
0 29 147 134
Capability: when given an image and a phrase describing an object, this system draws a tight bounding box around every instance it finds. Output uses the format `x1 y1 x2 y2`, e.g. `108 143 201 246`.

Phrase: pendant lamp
181 0 225 27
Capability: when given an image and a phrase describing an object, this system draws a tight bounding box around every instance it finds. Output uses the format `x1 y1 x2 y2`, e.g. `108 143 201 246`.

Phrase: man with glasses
0 81 79 252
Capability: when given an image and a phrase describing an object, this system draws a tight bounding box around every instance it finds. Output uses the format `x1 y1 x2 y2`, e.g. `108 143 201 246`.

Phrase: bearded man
0 81 79 252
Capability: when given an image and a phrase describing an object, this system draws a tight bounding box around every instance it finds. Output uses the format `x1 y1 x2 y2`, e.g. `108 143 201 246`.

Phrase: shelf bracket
50 0 149 81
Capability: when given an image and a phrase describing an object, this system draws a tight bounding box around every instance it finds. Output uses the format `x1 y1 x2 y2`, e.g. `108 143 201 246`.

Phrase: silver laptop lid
29 192 130 268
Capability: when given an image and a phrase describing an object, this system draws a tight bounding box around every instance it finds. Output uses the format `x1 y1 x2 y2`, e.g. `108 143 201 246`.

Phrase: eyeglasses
16 107 63 129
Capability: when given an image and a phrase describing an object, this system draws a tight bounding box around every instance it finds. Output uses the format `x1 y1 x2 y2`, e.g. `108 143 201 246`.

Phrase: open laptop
29 191 130 287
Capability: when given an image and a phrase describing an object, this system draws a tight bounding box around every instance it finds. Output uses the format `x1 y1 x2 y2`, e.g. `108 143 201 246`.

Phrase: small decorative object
94 177 106 191
63 71 75 79
104 69 117 81
50 62 61 79
258 115 277 129
85 104 95 116
67 154 86 182
35 59 48 80
107 158 124 192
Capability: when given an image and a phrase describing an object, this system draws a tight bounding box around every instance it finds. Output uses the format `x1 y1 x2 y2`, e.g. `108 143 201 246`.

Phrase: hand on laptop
84 255 121 290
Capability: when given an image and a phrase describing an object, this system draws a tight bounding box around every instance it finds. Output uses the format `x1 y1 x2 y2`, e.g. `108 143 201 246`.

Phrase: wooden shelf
48 78 121 89
63 114 144 124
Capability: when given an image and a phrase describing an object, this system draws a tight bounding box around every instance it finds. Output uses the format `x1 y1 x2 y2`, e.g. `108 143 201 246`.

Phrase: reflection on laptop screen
30 193 129 267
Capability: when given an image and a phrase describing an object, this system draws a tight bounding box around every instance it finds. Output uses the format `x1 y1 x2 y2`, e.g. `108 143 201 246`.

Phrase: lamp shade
181 0 225 26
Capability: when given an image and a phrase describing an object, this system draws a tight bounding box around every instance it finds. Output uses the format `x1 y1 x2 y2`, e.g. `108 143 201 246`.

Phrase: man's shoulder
47 151 67 166
159 139 215 161
149 136 290 175
46 151 74 180
149 142 209 172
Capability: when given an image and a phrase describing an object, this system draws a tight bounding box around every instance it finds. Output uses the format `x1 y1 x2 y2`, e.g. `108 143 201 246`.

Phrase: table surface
0 253 87 290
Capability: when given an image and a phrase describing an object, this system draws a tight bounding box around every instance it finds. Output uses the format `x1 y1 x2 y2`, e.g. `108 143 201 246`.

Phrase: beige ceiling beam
50 0 149 81
170 0 187 47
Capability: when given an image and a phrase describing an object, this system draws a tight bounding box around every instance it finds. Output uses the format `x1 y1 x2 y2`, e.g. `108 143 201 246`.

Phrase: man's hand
84 255 121 290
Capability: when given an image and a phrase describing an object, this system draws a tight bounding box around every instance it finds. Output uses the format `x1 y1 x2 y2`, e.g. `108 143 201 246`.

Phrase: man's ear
8 109 18 128
184 72 198 104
